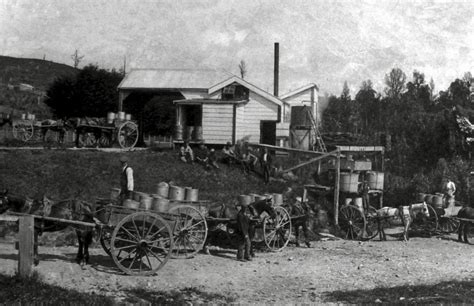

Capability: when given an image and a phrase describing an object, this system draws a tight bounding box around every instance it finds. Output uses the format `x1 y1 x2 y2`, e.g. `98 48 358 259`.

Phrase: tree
238 60 247 79
384 68 406 100
71 50 85 69
45 64 123 118
341 81 351 102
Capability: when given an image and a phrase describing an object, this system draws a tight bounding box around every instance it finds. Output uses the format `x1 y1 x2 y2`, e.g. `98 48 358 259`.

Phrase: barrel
123 199 140 209
110 187 121 201
344 198 353 206
340 173 359 193
367 171 384 190
21 113 26 120
106 112 115 124
125 113 132 121
272 193 283 206
132 191 142 202
155 182 169 198
416 193 426 203
254 195 267 201
152 196 169 212
185 126 194 140
354 197 363 211
117 111 126 121
174 125 183 140
238 195 252 206
185 187 199 202
194 126 203 140
424 194 433 205
140 195 152 210
169 185 185 201
432 195 444 209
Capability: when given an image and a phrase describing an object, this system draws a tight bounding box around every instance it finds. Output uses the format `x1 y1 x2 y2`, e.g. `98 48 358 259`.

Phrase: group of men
179 140 273 182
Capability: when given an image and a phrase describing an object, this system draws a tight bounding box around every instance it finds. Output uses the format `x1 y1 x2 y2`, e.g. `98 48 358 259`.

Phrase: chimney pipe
274 42 279 97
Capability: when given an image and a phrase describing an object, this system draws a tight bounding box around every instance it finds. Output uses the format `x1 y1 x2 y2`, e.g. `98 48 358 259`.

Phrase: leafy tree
384 68 406 100
238 60 247 79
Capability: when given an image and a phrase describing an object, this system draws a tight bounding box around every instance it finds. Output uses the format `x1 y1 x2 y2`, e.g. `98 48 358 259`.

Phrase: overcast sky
1 0 473 96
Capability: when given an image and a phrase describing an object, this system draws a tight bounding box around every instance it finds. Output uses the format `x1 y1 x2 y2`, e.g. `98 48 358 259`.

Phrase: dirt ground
0 232 473 304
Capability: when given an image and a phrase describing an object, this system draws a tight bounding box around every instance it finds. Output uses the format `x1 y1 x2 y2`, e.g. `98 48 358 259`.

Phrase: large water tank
291 106 312 127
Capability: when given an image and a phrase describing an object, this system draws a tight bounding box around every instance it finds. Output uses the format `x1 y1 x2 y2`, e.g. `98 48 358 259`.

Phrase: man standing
236 202 253 262
260 147 272 184
120 156 134 201
443 176 456 209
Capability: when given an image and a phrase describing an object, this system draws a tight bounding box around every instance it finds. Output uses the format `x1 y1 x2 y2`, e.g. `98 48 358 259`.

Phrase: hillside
0 55 79 118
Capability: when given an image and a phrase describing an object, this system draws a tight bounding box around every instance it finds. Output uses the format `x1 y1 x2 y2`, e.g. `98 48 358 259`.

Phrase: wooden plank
7 213 96 228
336 145 385 152
0 215 19 221
18 215 34 277
334 150 341 226
281 149 340 173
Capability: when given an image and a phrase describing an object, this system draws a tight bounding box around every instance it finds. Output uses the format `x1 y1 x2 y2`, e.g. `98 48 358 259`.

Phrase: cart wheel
118 121 138 149
168 205 208 259
263 206 291 252
110 212 173 275
439 217 460 234
339 205 366 240
411 204 438 236
78 132 97 147
99 226 113 256
12 121 34 142
363 206 380 241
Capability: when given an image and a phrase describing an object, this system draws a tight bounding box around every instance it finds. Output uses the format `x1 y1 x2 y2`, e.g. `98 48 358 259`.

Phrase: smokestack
274 42 279 97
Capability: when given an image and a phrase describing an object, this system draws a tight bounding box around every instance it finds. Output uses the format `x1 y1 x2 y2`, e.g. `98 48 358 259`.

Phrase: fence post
18 215 34 277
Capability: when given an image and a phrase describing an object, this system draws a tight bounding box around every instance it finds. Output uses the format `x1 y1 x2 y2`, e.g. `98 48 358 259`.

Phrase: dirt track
1 233 473 304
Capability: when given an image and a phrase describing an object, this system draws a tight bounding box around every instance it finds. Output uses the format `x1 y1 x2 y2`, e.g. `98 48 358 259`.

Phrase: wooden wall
202 104 233 144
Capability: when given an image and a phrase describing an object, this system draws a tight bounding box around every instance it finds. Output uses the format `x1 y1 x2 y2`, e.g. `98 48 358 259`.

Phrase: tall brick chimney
274 42 279 97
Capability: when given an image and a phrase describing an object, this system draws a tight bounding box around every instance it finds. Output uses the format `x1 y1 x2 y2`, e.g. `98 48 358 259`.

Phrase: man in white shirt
120 156 134 201
443 177 456 209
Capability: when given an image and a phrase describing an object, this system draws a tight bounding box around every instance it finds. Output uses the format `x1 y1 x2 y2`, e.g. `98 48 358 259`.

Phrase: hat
119 156 128 163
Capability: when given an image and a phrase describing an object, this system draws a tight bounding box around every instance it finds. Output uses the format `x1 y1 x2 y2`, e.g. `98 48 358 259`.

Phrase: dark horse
283 198 312 248
458 207 474 243
204 198 277 255
0 190 94 267
40 119 74 144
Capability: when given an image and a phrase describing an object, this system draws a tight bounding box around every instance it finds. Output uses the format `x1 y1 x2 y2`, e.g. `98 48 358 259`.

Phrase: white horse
376 202 430 241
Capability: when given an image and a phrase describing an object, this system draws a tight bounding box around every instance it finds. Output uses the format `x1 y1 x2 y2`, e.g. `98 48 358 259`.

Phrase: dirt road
1 233 473 304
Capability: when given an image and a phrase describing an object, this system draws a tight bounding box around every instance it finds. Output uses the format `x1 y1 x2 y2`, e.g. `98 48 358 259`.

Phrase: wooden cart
75 119 139 149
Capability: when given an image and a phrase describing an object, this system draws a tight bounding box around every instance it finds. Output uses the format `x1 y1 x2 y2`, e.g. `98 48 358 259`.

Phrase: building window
222 84 249 100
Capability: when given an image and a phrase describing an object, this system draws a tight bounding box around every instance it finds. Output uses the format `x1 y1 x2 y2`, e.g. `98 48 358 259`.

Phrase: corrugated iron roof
118 68 235 90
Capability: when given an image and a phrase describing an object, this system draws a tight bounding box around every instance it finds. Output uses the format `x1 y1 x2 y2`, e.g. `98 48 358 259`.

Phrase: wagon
74 118 139 149
11 119 37 142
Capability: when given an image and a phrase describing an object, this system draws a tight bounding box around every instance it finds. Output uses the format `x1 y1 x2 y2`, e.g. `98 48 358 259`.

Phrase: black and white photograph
0 0 473 304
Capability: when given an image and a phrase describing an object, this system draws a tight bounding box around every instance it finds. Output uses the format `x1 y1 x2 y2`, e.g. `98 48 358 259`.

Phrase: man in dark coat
236 202 253 262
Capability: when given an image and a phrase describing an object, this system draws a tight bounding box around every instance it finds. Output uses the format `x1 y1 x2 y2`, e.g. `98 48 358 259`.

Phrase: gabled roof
118 68 234 90
208 76 287 107
279 83 319 100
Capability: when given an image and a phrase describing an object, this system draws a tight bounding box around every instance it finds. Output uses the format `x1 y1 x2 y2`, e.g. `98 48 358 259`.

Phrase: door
260 121 276 145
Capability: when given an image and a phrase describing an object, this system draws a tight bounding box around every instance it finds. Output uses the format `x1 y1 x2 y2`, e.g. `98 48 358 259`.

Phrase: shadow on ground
322 279 474 304
123 286 236 304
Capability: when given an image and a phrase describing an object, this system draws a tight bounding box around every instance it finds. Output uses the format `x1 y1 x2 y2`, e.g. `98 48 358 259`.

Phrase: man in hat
120 156 134 201
236 201 253 262
442 176 456 209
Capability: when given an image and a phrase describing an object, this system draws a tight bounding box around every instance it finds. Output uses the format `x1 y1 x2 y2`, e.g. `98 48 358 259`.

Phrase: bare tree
384 67 406 99
71 49 85 68
238 60 247 79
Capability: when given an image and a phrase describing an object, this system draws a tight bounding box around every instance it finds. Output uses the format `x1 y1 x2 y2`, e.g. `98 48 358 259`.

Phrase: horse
204 198 276 255
376 202 431 241
457 207 474 243
0 190 95 267
66 117 110 148
283 198 312 248
40 119 74 144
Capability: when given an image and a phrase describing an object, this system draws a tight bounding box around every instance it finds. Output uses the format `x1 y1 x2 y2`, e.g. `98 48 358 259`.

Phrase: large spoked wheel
99 226 113 256
12 121 34 142
364 206 380 241
411 204 438 236
439 217 460 234
339 205 366 240
263 206 291 252
110 212 173 275
168 205 208 259
118 121 139 149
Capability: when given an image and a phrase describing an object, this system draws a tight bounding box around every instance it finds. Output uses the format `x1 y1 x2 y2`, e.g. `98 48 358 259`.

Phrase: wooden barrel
254 195 266 201
344 198 353 206
174 125 183 140
132 191 142 202
107 112 115 124
194 126 203 140
140 195 152 210
155 182 169 198
152 196 169 212
21 113 26 120
272 193 283 206
110 188 121 201
416 193 426 202
424 194 433 205
238 195 252 206
432 195 444 209
367 171 384 190
125 113 132 121
123 199 140 209
340 173 359 193
185 187 199 202
117 111 125 121
169 185 185 201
